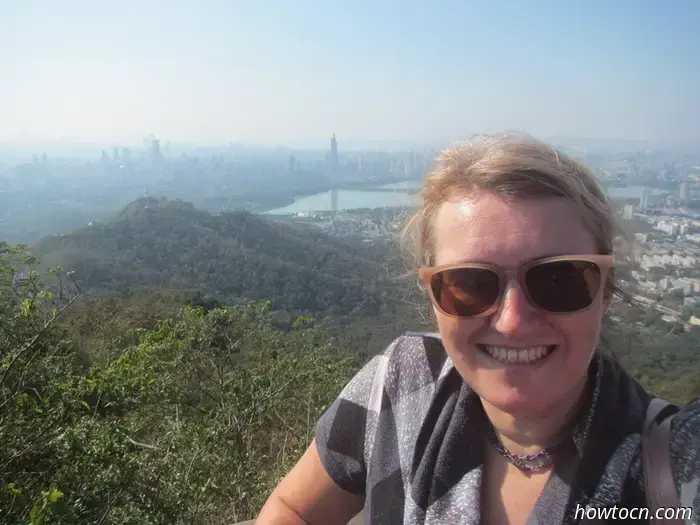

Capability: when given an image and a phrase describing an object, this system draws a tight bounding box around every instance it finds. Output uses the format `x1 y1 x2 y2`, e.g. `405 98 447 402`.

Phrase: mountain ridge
34 197 408 323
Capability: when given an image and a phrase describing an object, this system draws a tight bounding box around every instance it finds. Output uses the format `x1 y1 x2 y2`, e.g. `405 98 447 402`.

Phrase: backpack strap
643 398 683 524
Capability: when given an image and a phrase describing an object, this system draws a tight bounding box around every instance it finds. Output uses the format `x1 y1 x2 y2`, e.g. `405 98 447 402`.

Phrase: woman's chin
454 349 568 415
478 386 552 416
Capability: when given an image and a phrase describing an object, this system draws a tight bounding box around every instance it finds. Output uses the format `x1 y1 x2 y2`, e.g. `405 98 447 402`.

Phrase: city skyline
2 0 699 146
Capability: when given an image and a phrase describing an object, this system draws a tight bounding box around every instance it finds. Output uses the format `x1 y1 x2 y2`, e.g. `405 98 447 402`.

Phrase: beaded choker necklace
485 424 564 473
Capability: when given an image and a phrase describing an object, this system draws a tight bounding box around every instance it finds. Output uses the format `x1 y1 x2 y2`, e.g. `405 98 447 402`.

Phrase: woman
255 135 700 524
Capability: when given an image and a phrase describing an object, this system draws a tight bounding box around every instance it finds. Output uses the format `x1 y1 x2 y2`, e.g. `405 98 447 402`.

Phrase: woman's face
431 191 608 417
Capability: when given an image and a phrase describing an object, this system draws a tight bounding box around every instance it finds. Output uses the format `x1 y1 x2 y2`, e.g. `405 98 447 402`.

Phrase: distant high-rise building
640 189 651 212
113 147 120 161
289 155 296 173
330 133 338 170
656 220 679 236
623 205 634 220
150 137 163 163
680 183 690 204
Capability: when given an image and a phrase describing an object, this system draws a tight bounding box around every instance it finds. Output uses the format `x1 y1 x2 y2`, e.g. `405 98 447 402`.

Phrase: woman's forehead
431 194 598 266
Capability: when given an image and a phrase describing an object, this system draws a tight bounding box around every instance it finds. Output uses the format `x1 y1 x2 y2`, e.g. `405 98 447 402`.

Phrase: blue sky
1 0 699 148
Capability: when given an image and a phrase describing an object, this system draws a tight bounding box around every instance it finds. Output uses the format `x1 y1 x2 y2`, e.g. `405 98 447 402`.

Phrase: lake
265 182 667 215
265 183 420 215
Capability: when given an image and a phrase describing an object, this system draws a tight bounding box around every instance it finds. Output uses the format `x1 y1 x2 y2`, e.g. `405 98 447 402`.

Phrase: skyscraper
680 183 689 204
151 138 160 157
640 189 651 212
330 133 338 170
150 137 163 164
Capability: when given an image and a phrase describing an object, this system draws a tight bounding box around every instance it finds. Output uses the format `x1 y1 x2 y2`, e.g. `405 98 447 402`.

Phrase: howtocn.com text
575 504 693 521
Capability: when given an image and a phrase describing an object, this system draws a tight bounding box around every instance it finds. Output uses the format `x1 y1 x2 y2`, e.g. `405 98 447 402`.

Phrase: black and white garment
315 333 700 524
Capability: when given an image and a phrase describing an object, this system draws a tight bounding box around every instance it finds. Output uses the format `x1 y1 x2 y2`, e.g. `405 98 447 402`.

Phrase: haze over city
2 0 700 151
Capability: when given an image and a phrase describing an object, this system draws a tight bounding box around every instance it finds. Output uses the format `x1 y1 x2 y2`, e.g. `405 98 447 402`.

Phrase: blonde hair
402 134 624 276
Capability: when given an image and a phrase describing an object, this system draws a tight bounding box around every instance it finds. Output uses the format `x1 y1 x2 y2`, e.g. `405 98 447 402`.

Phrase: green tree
1 242 83 523
1 243 360 524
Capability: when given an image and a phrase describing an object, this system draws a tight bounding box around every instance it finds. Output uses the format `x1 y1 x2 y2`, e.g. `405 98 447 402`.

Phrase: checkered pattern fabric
315 333 700 524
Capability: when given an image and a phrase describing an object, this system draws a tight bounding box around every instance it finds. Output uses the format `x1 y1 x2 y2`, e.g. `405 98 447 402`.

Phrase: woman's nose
490 281 542 336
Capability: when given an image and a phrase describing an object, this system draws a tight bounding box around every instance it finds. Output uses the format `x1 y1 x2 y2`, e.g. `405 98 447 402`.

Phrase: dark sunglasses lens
431 268 500 316
525 260 602 313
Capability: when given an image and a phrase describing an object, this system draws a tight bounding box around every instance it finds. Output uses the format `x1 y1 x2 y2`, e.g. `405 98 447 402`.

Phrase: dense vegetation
37 197 383 313
35 197 426 352
1 199 699 523
1 243 359 523
599 315 700 404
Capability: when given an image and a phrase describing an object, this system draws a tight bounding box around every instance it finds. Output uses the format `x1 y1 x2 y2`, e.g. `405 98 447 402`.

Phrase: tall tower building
330 133 338 170
150 137 163 164
151 138 160 157
640 189 651 212
680 183 690 204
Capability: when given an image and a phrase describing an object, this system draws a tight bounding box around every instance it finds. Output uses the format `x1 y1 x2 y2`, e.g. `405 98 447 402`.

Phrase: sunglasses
419 255 614 318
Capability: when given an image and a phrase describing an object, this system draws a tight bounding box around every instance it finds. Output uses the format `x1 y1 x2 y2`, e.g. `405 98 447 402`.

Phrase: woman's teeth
481 345 554 365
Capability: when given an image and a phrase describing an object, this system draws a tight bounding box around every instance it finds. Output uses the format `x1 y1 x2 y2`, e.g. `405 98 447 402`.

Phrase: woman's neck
481 377 590 456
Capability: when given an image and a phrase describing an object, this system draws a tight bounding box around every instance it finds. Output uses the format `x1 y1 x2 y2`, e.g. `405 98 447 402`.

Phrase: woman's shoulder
330 331 453 412
378 331 454 400
313 332 455 493
670 395 700 510
672 395 700 436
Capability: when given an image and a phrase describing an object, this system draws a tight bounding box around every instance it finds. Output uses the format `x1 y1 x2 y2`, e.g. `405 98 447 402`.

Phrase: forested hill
35 197 407 320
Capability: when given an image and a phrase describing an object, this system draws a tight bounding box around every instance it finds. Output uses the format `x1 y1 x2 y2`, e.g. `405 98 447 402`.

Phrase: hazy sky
2 0 699 147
